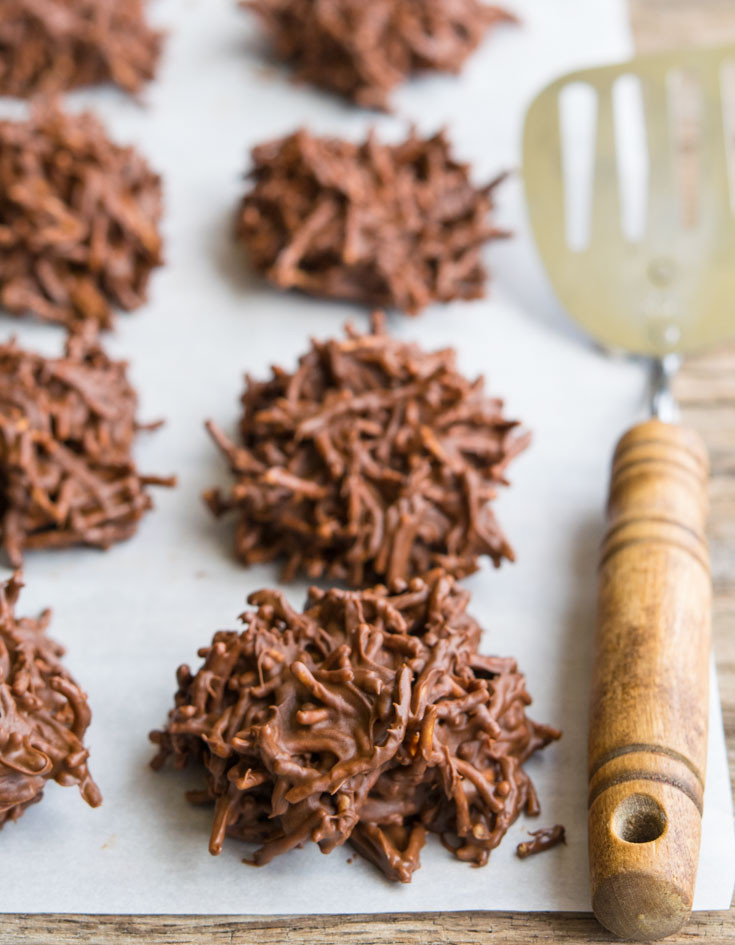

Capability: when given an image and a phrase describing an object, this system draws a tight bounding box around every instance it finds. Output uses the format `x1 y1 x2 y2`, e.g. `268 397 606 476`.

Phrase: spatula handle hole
613 793 667 844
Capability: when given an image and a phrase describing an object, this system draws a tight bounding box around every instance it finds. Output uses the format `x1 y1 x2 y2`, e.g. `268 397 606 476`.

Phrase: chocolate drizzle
151 570 560 882
0 0 162 98
205 317 528 586
0 102 163 330
244 0 515 110
0 572 101 827
237 129 508 315
0 331 175 567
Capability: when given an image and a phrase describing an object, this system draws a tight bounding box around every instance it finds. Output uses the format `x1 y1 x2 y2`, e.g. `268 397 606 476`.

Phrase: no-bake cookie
205 317 527 586
0 331 174 567
244 0 515 110
151 570 560 882
237 128 507 315
0 0 162 98
0 102 163 330
0 572 101 827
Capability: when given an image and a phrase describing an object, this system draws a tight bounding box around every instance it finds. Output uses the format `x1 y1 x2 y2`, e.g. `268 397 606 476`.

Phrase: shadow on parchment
208 204 263 297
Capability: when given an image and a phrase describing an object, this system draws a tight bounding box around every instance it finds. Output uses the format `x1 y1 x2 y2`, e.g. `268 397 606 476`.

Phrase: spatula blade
523 45 735 357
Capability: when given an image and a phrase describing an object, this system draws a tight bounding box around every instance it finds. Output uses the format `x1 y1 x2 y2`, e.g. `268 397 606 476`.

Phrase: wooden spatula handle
588 419 711 942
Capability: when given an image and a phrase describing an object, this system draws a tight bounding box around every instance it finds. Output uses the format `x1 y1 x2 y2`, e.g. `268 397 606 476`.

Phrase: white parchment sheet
0 0 733 916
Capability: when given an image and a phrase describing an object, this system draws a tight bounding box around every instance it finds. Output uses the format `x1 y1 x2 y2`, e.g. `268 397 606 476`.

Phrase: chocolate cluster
244 0 514 110
0 0 161 98
0 102 163 330
0 573 101 827
237 129 507 315
151 570 559 882
205 318 527 586
0 331 174 567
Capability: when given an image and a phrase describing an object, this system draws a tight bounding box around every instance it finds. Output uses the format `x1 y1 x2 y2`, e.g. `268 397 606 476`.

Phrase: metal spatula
522 44 735 942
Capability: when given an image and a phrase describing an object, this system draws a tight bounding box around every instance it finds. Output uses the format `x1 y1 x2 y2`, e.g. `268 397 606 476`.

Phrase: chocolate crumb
0 331 175 567
516 824 566 859
243 0 516 110
237 128 508 315
0 0 162 98
0 101 163 331
204 316 528 586
0 572 101 827
151 570 560 882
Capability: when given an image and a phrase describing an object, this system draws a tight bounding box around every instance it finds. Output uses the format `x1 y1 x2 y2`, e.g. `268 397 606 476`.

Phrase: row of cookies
0 0 564 881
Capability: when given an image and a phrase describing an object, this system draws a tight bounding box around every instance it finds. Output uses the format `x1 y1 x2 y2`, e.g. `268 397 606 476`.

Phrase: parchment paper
0 0 733 915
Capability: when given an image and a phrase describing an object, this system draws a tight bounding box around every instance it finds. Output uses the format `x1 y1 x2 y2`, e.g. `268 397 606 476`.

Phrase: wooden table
5 1 735 942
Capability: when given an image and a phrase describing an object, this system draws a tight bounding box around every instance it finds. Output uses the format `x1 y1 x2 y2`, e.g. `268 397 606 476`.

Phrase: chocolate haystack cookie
205 317 527 586
237 129 507 315
151 570 560 882
0 102 163 330
0 331 175 567
0 0 162 98
0 572 101 827
244 0 515 110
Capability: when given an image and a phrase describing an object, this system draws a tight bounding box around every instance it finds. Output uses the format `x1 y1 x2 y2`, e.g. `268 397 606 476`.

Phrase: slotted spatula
523 44 735 941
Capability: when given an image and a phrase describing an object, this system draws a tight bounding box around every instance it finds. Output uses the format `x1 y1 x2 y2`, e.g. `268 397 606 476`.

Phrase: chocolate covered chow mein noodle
515 824 566 860
0 331 174 567
151 571 560 882
0 572 101 827
205 317 528 586
0 102 163 330
244 0 515 110
0 0 162 98
237 128 508 315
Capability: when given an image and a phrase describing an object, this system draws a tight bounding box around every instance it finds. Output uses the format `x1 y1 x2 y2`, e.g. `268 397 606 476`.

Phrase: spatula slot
613 74 649 242
558 81 597 251
666 67 703 230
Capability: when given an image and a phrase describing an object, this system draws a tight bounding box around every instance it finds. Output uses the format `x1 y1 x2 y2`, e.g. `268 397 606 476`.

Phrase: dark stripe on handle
588 770 703 816
589 742 705 789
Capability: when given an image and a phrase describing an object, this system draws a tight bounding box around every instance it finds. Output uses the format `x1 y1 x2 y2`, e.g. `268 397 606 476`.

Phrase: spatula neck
651 354 682 424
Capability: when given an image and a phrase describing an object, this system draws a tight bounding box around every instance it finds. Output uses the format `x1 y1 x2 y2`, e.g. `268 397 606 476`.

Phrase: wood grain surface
3 1 735 942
